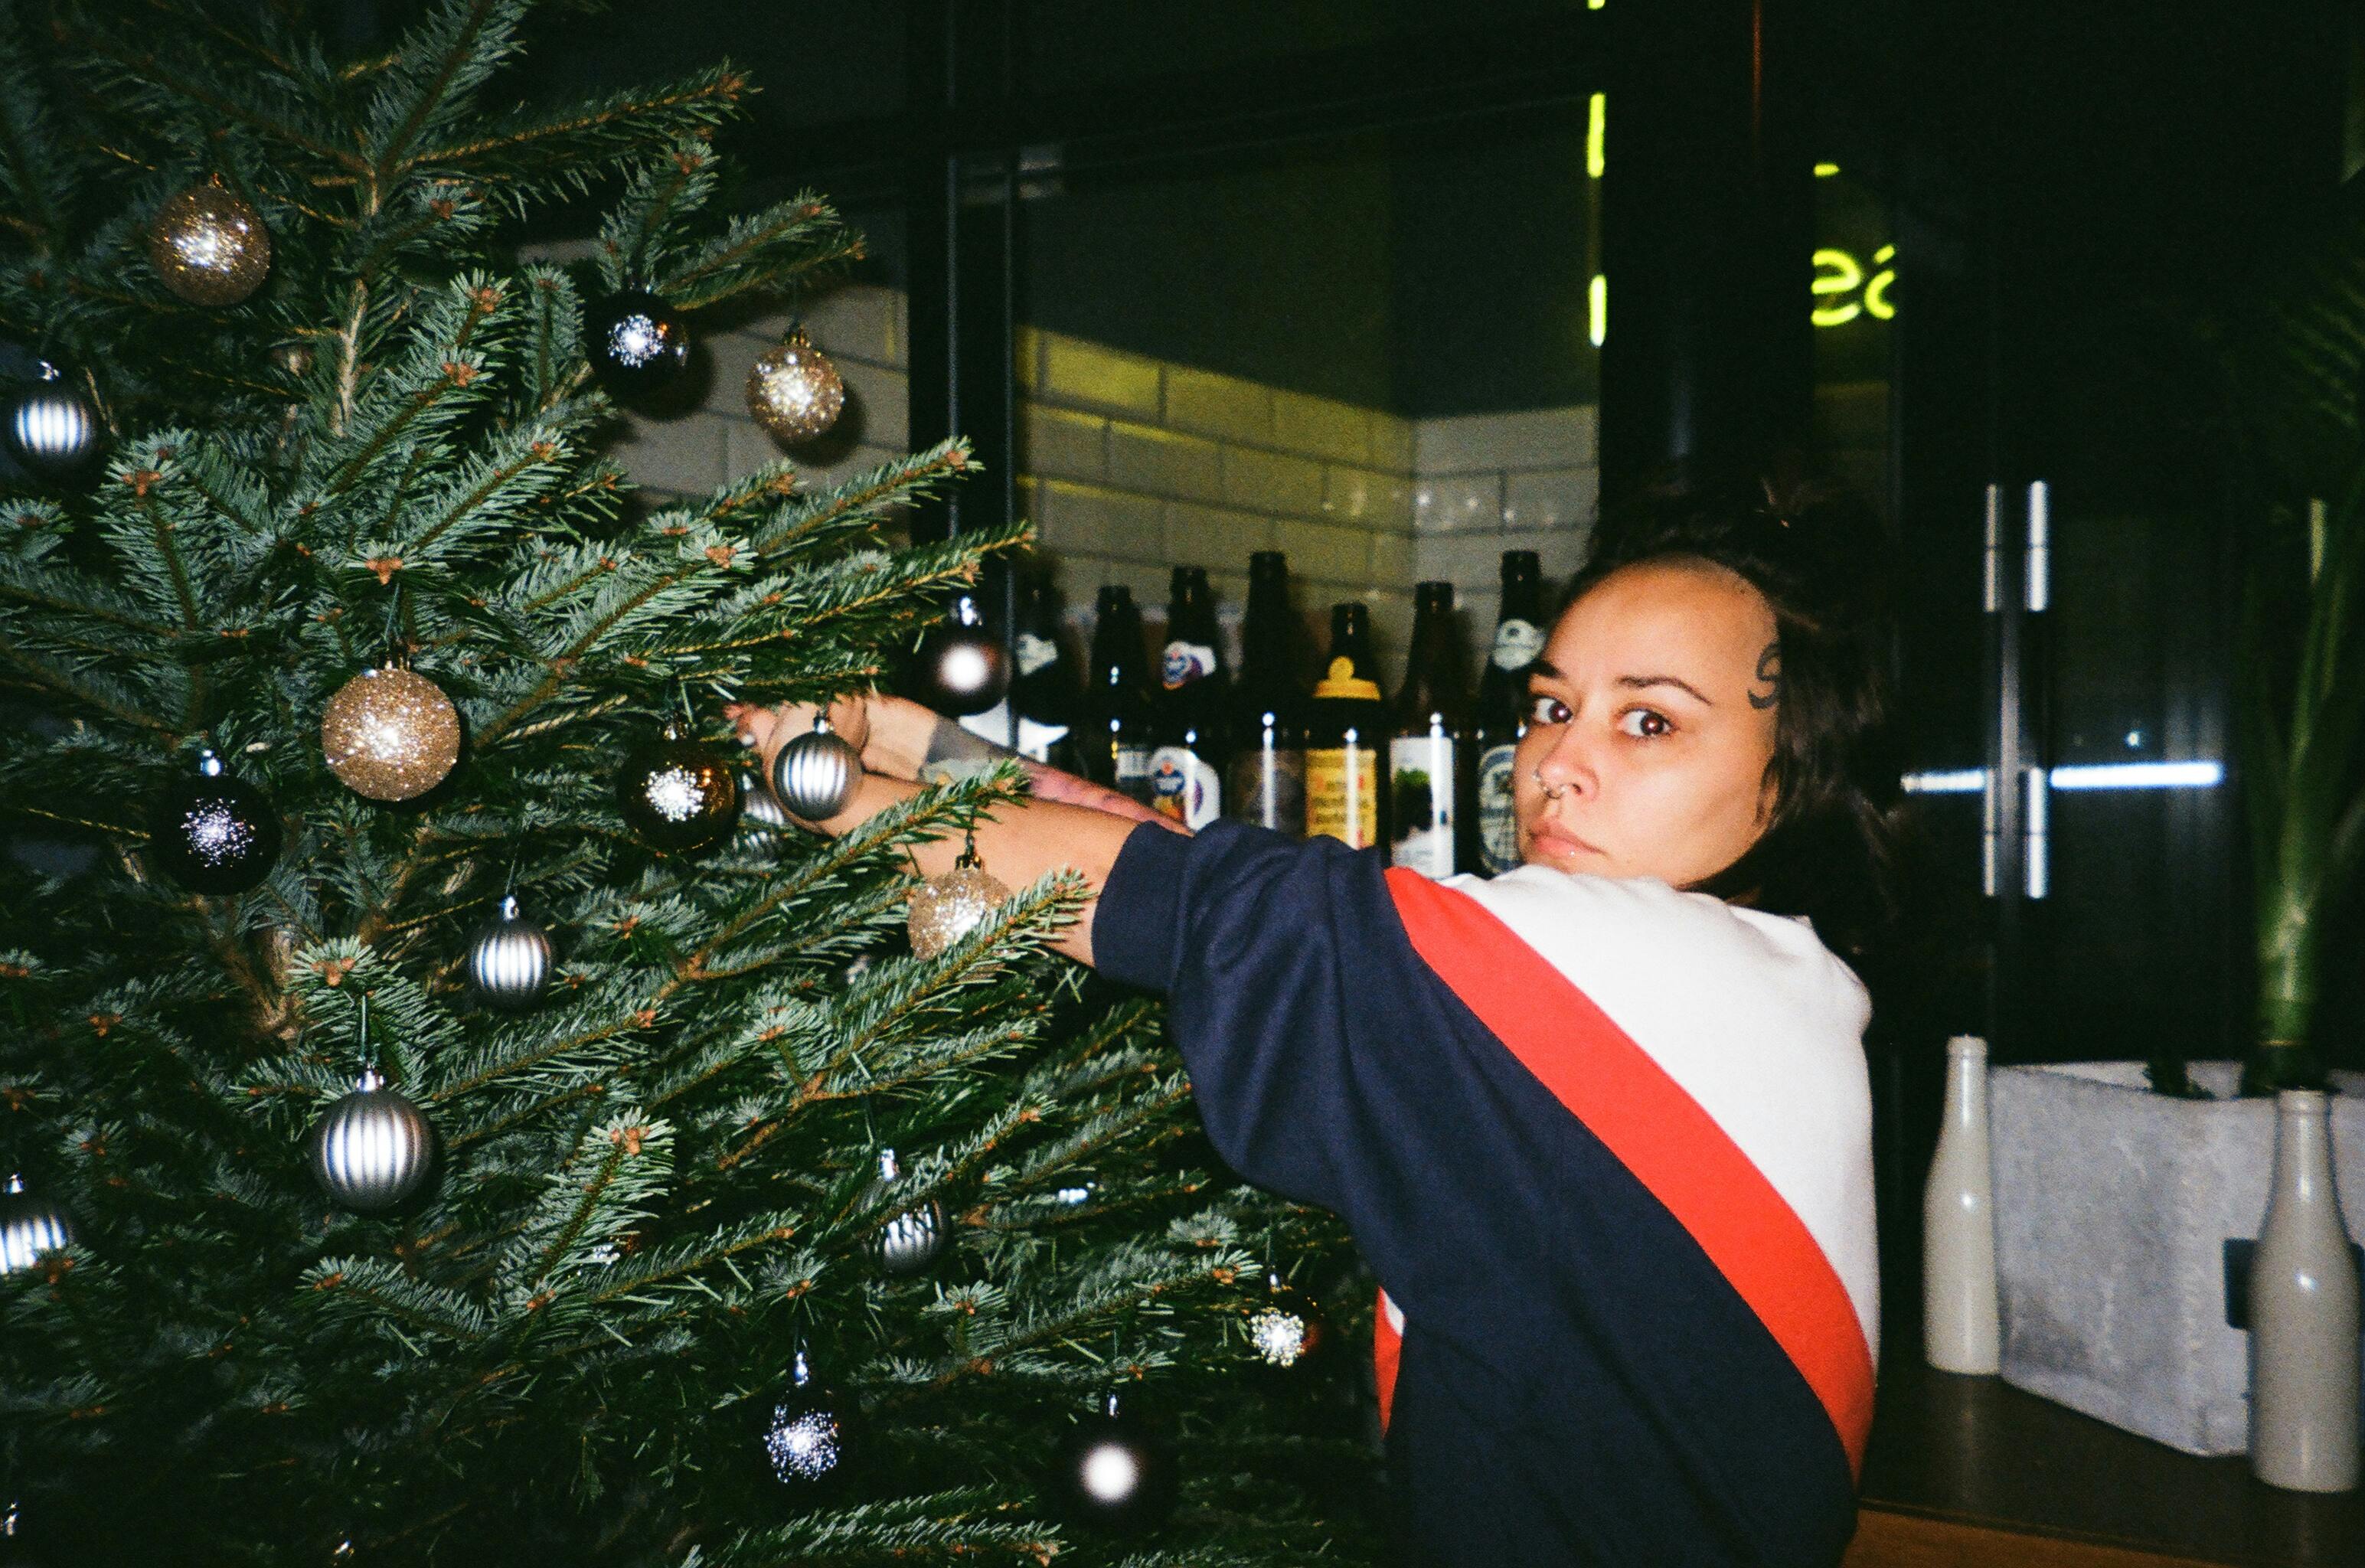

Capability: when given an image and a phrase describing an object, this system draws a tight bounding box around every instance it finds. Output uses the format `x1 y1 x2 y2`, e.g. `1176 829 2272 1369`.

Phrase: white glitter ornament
616 723 741 852
905 835 1011 959
149 749 282 894
320 665 462 801
745 323 845 443
1243 1271 1328 1371
763 1348 854 1490
1248 1305 1308 1365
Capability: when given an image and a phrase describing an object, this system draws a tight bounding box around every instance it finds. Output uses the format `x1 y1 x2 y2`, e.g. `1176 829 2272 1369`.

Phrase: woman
730 475 1907 1567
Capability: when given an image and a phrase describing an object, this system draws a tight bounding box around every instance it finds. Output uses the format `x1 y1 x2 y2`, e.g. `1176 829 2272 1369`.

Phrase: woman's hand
720 691 1173 965
727 691 1178 835
724 693 866 791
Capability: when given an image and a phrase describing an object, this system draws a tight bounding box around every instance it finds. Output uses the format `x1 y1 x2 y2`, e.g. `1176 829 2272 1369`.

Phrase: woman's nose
1534 722 1598 799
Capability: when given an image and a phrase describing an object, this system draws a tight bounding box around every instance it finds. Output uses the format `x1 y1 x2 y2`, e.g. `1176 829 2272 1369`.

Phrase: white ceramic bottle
2249 1087 2360 1493
1924 1034 2001 1374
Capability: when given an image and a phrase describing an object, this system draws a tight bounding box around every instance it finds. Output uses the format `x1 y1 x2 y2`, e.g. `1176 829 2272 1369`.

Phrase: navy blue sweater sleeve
1096 820 1364 1208
1096 817 1425 1222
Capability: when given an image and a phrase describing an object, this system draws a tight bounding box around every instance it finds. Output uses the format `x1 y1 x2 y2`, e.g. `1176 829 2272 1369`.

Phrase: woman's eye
1524 693 1573 727
1617 707 1673 740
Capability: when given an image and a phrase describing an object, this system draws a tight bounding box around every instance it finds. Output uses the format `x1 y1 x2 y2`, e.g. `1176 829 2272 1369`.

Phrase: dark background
11 0 2360 1331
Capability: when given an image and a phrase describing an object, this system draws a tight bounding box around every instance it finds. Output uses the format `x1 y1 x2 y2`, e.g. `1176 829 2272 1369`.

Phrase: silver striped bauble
769 719 860 822
466 894 554 1011
5 363 101 481
866 1148 948 1277
310 1069 434 1214
0 1173 73 1275
740 768 791 832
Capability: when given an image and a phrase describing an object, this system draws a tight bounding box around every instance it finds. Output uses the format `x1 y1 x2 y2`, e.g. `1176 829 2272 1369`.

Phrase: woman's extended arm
727 694 1175 966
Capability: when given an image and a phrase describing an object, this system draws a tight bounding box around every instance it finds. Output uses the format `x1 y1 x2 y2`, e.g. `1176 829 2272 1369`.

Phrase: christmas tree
0 2 1377 1560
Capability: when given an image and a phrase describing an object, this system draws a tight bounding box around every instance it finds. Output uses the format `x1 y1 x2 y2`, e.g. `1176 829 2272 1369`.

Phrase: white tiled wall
592 276 1599 680
1013 323 1423 668
1410 407 1601 655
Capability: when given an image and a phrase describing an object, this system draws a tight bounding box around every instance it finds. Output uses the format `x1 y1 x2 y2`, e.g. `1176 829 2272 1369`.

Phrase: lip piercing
1532 767 1566 800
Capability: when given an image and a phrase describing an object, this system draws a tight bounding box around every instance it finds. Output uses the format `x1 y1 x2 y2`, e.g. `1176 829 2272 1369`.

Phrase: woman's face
1513 558 1782 890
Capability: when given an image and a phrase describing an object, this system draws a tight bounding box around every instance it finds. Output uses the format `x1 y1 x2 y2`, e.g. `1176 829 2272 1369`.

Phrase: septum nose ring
1532 766 1566 800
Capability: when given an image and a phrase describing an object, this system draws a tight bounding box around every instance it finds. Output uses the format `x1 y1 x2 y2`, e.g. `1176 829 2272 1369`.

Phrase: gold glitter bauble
905 853 1010 959
746 325 846 443
148 178 272 306
320 666 462 801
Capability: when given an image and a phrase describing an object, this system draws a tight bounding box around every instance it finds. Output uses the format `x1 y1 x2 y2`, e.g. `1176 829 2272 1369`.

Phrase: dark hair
1555 470 1910 965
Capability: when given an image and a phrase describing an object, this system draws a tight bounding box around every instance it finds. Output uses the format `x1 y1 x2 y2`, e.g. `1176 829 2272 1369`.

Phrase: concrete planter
1988 1060 2365 1455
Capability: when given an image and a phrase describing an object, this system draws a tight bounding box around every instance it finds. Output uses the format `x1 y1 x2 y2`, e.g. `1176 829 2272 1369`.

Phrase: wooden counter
1844 1347 2363 1566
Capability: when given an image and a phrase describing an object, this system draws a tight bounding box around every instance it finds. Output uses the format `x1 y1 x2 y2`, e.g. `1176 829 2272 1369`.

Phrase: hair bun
1593 469 1896 634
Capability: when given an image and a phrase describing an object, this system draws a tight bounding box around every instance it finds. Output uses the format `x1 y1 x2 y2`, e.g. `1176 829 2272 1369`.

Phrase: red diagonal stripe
1381 869 1874 1481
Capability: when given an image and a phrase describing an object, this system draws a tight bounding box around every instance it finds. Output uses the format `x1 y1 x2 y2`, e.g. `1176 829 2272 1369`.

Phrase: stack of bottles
1011 548 1554 880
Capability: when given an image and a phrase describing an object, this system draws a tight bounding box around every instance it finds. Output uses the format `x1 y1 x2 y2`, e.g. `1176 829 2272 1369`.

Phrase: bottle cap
1945 1034 1988 1058
1312 655 1379 701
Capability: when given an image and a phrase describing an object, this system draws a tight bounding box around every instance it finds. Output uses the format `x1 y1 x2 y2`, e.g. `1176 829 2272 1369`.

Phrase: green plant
2225 172 2365 1096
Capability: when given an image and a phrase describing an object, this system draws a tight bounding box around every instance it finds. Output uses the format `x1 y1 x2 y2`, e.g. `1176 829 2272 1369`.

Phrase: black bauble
616 725 741 852
583 289 691 402
910 593 1010 717
1048 1396 1178 1534
5 361 103 483
762 1349 856 1493
148 750 282 894
1243 1270 1331 1373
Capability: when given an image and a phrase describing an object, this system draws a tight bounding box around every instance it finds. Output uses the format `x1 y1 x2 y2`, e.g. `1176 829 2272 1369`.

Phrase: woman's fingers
726 701 818 798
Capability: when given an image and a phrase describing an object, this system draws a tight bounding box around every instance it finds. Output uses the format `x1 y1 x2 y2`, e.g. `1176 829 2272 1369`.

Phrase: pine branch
405 64 752 208
57 18 361 172
364 0 521 189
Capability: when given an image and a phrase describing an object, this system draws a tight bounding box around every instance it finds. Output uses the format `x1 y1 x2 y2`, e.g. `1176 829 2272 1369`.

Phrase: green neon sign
1812 244 1895 328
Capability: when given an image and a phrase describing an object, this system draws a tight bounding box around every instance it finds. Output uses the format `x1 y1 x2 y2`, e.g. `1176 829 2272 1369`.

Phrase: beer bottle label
1490 618 1544 672
1389 735 1457 878
1015 632 1060 677
1113 743 1152 802
1148 745 1221 828
1477 742 1521 874
1305 746 1378 848
1160 639 1217 689
1016 716 1070 764
1225 746 1306 832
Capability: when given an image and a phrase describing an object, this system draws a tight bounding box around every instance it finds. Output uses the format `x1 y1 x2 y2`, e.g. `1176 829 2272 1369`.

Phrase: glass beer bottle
1472 550 1547 874
1225 550 1305 833
1304 602 1388 849
1009 573 1084 774
1080 585 1155 805
1390 580 1470 879
1148 565 1228 828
